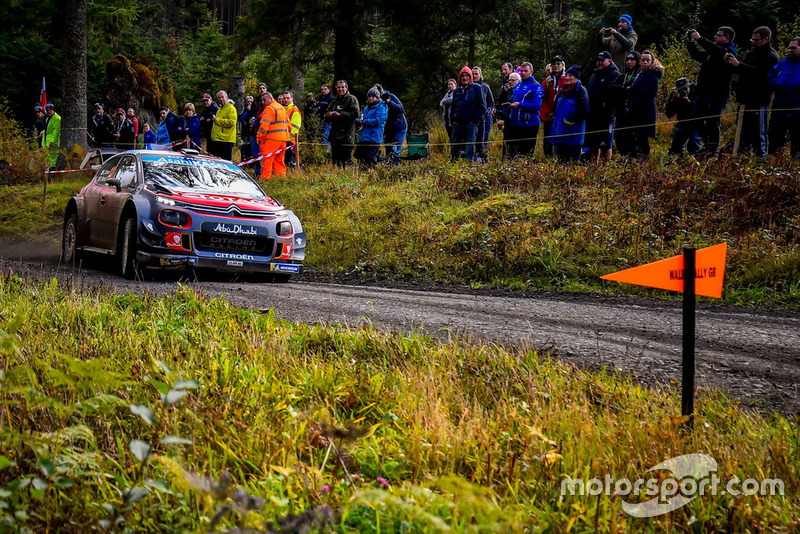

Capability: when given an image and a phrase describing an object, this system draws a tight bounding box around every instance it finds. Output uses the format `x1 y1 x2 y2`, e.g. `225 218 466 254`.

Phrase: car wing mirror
107 177 122 192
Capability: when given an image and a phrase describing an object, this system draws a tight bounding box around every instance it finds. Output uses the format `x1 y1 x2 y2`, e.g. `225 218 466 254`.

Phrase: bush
0 102 47 184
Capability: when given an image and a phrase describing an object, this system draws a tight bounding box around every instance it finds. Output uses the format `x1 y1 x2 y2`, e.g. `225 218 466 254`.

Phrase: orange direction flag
601 243 727 298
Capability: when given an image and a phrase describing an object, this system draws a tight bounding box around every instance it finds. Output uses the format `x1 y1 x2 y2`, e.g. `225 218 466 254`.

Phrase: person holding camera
666 77 702 157
685 26 737 157
375 84 407 163
725 26 779 157
506 62 543 159
599 14 638 69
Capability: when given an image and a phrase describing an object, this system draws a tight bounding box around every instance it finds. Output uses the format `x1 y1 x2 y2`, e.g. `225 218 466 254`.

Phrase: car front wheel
62 212 80 265
119 216 140 279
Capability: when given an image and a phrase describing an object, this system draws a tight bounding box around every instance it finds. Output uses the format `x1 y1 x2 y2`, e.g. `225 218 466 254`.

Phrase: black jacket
587 63 622 122
688 37 737 95
733 44 780 106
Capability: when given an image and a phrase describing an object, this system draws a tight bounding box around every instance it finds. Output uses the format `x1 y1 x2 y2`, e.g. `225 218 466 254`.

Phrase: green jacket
211 102 238 143
42 112 61 167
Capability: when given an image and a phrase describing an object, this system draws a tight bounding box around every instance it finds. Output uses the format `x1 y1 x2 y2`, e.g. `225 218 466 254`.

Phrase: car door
83 156 121 248
95 155 138 250
83 155 137 249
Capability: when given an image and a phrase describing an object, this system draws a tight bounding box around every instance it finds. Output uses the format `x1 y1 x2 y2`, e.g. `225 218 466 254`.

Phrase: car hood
156 189 286 213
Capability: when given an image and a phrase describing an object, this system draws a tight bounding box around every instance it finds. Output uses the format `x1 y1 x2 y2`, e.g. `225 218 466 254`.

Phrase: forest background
2 0 800 139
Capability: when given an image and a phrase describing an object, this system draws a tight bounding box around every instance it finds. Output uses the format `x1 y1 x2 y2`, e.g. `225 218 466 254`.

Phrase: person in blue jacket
176 103 202 150
767 37 800 158
624 50 663 158
551 65 590 162
507 61 544 158
354 87 389 168
449 66 487 161
156 106 179 149
142 123 157 149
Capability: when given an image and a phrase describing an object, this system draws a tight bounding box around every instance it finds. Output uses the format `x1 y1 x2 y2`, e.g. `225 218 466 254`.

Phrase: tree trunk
333 0 357 85
61 0 87 150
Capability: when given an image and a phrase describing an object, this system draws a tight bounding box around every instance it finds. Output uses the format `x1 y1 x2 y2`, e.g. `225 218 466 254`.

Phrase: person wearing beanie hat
599 13 638 69
354 87 388 168
550 65 590 162
449 66 487 161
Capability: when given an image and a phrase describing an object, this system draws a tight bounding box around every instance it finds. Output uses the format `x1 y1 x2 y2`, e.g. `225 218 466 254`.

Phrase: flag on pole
39 77 47 109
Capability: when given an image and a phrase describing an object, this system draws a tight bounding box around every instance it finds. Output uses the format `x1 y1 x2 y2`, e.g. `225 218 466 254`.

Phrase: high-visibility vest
257 102 290 143
284 104 302 136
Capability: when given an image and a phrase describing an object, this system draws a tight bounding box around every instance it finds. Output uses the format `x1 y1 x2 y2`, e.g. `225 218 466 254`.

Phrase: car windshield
141 155 266 199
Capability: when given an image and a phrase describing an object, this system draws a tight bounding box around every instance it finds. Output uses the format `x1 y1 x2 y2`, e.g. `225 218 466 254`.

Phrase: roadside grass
3 148 799 306
1 275 798 532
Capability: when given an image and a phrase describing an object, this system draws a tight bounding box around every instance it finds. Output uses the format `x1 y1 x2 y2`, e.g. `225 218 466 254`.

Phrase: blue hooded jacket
550 81 590 146
358 100 388 144
510 77 544 128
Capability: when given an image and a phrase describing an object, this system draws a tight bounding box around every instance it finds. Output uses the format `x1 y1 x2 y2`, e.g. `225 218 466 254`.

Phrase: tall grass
0 275 797 532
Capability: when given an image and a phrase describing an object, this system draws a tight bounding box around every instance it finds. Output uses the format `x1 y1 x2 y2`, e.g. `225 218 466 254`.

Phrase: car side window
94 157 121 185
115 157 138 190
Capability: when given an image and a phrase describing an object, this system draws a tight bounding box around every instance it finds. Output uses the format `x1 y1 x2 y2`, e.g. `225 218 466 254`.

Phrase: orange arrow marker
601 243 727 298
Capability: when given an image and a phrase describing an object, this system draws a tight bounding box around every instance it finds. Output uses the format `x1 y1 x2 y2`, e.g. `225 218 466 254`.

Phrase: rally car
61 150 305 280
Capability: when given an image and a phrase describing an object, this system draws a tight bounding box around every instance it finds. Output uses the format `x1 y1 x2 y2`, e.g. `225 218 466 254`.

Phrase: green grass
0 275 797 532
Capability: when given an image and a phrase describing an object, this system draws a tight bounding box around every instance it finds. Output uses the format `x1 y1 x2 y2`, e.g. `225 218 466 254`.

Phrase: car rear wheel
62 212 80 265
119 216 140 279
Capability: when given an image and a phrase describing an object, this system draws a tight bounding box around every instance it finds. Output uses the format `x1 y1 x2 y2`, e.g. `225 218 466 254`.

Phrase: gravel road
2 240 799 415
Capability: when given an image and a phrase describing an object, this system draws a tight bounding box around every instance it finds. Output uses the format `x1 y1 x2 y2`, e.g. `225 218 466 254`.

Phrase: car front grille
187 203 276 220
194 231 275 255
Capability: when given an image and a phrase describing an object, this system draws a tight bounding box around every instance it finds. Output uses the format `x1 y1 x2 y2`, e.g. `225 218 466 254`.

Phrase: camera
603 27 613 34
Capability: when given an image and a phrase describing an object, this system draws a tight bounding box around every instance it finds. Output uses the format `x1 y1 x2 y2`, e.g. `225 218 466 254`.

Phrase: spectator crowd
35 18 800 174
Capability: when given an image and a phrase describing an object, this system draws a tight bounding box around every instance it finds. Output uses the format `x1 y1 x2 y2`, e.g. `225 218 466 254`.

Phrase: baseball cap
34 105 43 112
202 93 212 100
116 108 125 115
597 51 612 61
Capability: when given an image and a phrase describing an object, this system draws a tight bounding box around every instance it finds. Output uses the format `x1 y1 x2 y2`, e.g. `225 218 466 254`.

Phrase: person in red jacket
540 56 567 157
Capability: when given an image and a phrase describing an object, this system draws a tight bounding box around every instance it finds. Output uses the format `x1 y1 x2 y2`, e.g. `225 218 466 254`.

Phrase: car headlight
155 196 176 206
276 221 293 237
159 210 190 228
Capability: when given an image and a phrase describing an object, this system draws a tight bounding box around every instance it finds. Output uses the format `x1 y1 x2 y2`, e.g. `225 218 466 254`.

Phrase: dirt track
2 238 799 416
